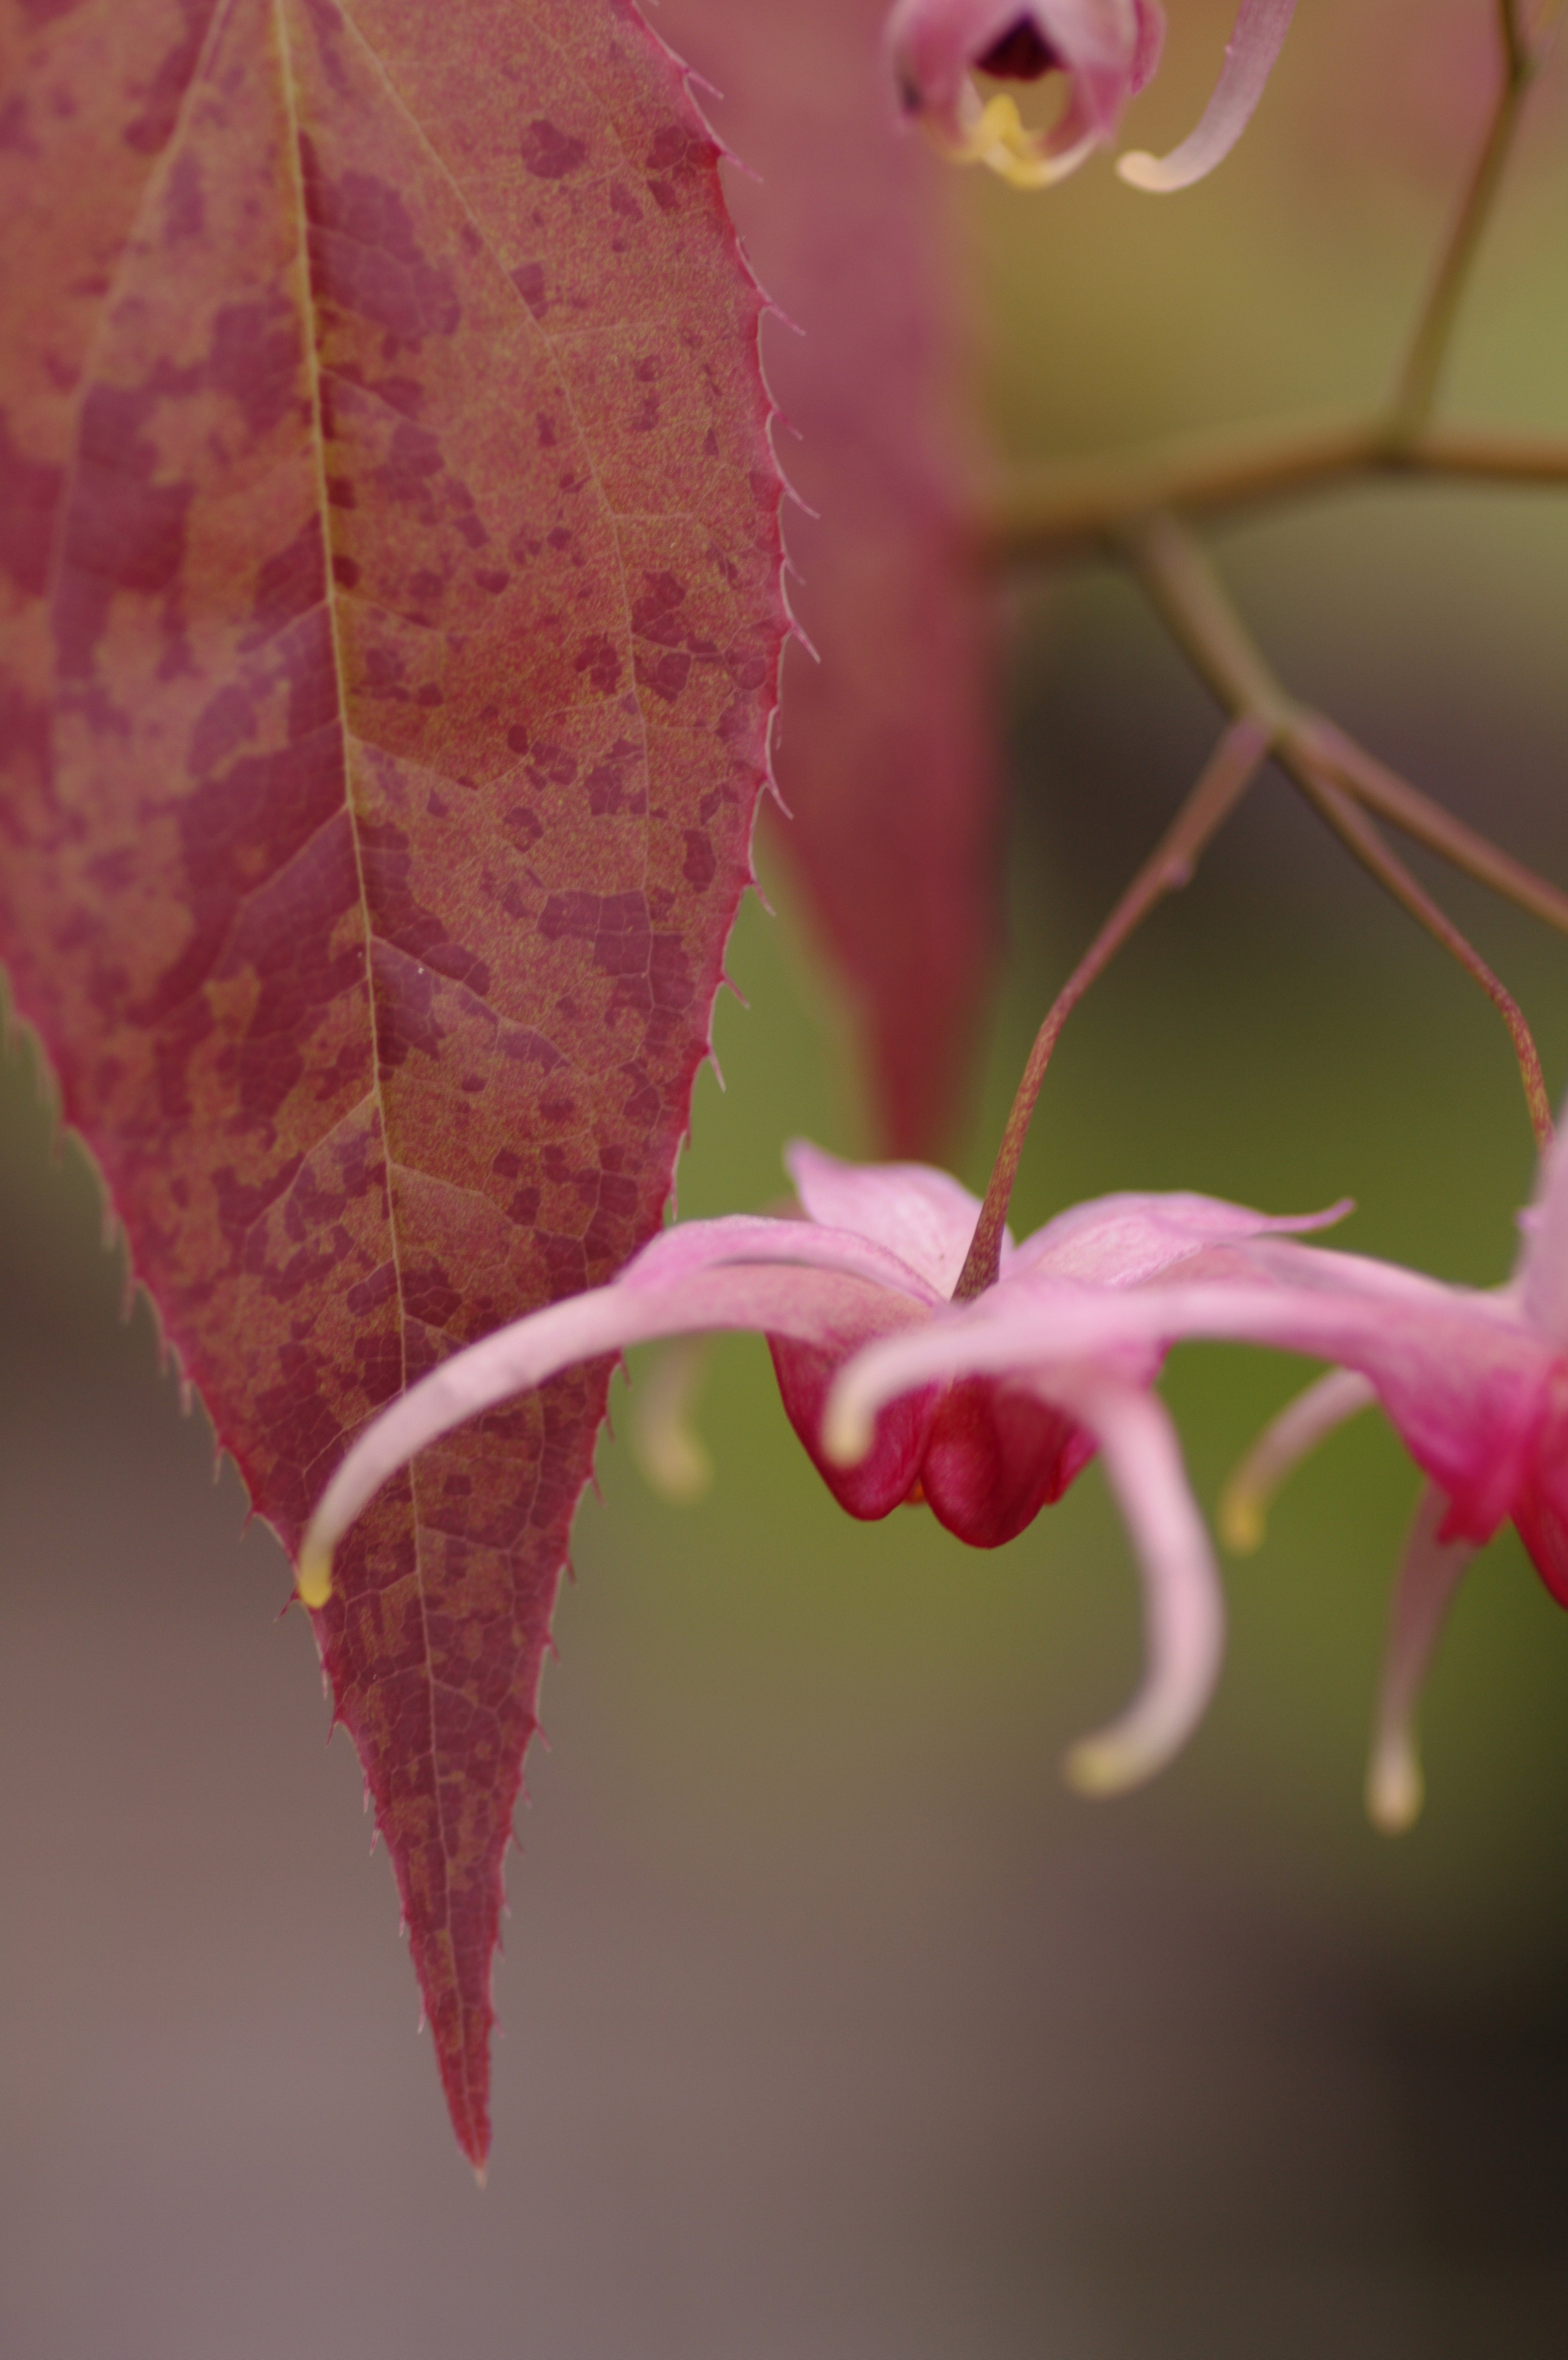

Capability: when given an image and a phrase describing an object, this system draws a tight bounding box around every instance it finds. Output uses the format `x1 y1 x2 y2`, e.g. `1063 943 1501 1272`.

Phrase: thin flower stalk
1123 512 1568 945
956 714 1271 1297
1287 758 1555 1152
1304 722 1568 943
985 419 1568 562
1390 0 1550 440
1126 511 1558 1150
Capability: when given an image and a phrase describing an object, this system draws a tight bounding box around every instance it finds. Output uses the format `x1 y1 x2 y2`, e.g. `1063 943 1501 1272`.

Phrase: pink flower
885 0 1296 192
826 1135 1568 1830
301 1144 1343 1792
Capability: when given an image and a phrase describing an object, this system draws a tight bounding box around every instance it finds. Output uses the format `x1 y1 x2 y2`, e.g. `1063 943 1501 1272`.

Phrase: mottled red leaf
0 0 785 2166
662 0 1002 1156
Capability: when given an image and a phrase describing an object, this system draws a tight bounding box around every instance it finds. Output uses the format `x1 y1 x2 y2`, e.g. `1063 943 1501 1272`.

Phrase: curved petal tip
1219 1370 1378 1555
1058 1381 1227 1794
1114 147 1180 191
1063 1726 1171 1797
1366 1736 1424 1836
1117 0 1297 194
297 1543 333 1610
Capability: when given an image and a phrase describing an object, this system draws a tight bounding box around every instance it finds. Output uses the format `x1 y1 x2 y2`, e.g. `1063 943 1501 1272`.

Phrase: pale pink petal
969 80 1104 187
821 1274 1331 1465
1035 0 1155 131
1231 1236 1515 1317
886 0 1034 128
301 1261 926 1601
1129 0 1166 91
1218 1367 1378 1551
822 1267 1550 1546
886 0 1149 141
1518 1123 1568 1346
1008 1189 1351 1286
786 1139 1000 1294
1047 1374 1226 1791
1366 1484 1478 1834
1117 0 1297 191
624 1209 946 1305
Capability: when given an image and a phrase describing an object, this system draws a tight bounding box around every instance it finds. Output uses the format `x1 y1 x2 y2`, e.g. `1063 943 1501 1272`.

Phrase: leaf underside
663 0 1002 1158
0 0 785 2166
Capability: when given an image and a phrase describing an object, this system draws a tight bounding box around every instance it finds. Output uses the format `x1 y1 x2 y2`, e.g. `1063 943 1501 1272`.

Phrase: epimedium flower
885 0 1166 186
825 1128 1568 1835
300 1143 1346 1794
885 0 1297 192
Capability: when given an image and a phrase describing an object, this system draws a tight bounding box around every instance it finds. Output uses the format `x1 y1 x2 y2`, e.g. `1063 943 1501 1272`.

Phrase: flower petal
917 1378 1091 1544
1518 1120 1568 1345
1366 1484 1477 1835
886 0 1038 133
821 1275 1282 1467
770 1333 937 1518
1008 1188 1351 1286
1033 0 1156 132
1051 1375 1226 1792
1117 0 1297 192
958 85 1103 185
301 1260 926 1602
786 1138 997 1295
886 0 1153 163
1129 0 1165 92
1219 1366 1377 1552
625 1207 947 1305
822 1263 1547 1555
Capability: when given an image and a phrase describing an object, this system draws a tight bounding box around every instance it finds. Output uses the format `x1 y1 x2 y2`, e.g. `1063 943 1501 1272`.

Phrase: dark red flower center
976 18 1060 81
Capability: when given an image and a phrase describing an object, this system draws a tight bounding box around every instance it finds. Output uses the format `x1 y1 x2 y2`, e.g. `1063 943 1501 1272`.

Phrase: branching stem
987 420 1568 560
959 3 1563 1283
1290 760 1554 1150
1127 513 1555 1151
1304 722 1568 939
987 5 1561 560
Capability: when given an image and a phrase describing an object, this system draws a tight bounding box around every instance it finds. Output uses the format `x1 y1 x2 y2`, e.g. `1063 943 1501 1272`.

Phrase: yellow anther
923 92 1099 191
1217 1480 1267 1556
1366 1739 1424 1836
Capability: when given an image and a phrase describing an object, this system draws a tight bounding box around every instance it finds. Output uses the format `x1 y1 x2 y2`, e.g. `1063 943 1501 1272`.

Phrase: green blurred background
5 4 1568 2352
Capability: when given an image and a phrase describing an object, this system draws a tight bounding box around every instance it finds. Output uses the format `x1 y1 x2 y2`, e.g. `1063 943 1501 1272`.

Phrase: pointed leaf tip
0 0 787 2163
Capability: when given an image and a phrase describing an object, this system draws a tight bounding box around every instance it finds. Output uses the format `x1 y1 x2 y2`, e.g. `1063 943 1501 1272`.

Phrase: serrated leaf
663 0 1002 1156
0 0 785 2167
